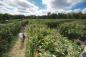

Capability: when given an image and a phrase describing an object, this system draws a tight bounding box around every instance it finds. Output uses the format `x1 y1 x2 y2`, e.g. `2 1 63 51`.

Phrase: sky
0 0 86 16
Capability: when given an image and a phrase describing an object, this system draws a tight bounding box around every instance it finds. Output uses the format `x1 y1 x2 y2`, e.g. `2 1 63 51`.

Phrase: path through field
7 26 27 57
8 39 26 57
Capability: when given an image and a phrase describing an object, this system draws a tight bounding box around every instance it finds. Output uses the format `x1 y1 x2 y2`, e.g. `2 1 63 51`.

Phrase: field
0 19 86 57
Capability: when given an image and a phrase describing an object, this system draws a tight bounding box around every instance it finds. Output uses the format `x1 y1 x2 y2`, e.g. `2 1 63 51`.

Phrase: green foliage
58 21 86 41
0 12 86 20
25 20 82 57
0 20 28 57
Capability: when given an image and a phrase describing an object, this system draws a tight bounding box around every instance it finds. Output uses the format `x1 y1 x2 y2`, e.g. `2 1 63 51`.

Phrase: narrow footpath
7 26 28 57
7 39 26 57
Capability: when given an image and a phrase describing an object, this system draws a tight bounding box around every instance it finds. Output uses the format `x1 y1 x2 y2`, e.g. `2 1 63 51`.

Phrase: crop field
0 19 86 57
0 19 28 57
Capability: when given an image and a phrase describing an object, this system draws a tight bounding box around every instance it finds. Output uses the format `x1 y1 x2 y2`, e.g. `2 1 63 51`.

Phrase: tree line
0 12 86 21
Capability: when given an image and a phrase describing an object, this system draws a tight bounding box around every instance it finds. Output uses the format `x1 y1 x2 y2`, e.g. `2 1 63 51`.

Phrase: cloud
42 0 82 11
36 9 48 16
0 0 85 15
41 0 85 15
66 0 81 4
73 9 81 13
82 8 86 14
0 0 39 15
42 0 68 10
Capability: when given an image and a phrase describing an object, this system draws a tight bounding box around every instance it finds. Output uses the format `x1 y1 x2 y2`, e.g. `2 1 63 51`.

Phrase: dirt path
7 38 26 57
7 26 28 57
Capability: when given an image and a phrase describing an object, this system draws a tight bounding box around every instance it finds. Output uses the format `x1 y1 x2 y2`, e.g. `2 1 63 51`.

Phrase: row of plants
45 20 86 43
0 20 28 57
25 20 82 57
57 21 86 42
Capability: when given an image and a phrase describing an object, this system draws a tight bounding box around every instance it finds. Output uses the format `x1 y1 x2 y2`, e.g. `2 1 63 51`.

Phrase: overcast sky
0 0 86 15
